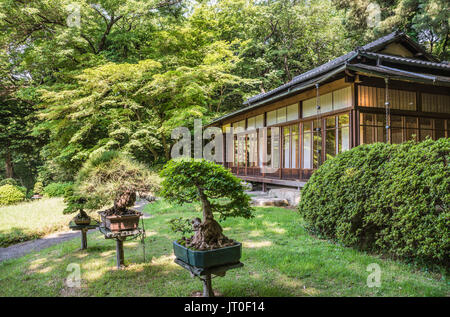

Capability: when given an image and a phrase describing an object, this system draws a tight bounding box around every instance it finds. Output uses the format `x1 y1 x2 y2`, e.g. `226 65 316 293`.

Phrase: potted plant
63 186 91 225
160 158 254 268
75 151 160 232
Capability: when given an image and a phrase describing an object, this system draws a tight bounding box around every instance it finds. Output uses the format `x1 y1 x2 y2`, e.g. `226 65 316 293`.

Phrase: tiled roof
245 31 406 105
360 52 450 70
347 63 450 86
208 31 446 126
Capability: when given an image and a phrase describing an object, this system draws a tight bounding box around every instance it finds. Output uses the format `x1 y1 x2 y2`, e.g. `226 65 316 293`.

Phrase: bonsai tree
160 158 254 250
63 185 90 222
75 151 160 216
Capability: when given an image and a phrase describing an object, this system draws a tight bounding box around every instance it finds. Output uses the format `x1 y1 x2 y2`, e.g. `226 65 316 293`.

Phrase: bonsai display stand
69 220 99 250
99 226 144 269
174 258 244 297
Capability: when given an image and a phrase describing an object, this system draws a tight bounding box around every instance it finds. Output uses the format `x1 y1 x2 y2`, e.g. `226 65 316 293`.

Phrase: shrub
0 184 26 206
43 182 73 197
33 182 44 195
298 138 450 267
0 178 19 187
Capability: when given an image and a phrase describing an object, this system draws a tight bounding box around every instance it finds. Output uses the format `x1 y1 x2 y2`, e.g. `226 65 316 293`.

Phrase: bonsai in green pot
161 158 253 268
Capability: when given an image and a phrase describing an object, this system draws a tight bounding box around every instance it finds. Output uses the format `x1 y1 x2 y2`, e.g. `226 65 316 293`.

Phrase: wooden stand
69 221 99 250
174 258 244 297
99 226 144 269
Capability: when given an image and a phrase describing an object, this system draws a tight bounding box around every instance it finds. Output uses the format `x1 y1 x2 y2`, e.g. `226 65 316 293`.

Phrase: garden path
0 199 151 262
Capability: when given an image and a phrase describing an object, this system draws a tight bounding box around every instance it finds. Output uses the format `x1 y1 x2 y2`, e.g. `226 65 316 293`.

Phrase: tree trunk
162 134 170 160
186 188 234 250
5 151 13 179
113 190 136 214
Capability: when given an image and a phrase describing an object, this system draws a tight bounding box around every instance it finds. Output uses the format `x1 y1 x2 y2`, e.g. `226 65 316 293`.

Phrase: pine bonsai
75 151 160 216
63 186 90 223
160 158 254 250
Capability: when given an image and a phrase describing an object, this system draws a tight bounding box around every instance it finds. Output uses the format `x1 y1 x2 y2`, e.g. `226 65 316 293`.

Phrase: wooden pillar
116 239 125 269
202 274 214 297
81 229 87 250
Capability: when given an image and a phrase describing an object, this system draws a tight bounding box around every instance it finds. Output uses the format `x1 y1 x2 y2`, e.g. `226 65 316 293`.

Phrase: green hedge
298 138 450 267
43 182 73 197
0 184 26 206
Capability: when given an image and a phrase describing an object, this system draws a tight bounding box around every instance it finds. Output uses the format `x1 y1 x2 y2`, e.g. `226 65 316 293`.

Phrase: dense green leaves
333 0 449 60
299 138 450 267
0 184 25 205
160 158 254 220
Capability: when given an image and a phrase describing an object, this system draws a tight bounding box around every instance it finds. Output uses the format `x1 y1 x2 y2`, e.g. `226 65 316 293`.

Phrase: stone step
250 197 289 207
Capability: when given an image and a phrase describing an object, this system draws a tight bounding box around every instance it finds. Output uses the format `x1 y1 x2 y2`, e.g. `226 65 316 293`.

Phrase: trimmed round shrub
0 184 26 206
298 138 449 267
43 182 73 197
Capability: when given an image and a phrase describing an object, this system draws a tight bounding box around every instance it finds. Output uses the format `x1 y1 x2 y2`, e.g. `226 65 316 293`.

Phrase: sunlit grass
0 198 73 247
0 200 448 297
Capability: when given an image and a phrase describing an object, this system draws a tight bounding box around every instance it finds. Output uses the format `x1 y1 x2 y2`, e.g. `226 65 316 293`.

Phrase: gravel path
0 199 151 262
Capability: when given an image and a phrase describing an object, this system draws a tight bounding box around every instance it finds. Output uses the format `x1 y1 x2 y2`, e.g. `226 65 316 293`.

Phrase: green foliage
75 151 160 211
168 217 193 236
298 138 450 267
0 228 40 248
0 184 26 206
333 0 449 60
1 0 447 189
62 185 86 215
42 182 73 198
160 158 254 220
0 178 19 187
33 182 44 195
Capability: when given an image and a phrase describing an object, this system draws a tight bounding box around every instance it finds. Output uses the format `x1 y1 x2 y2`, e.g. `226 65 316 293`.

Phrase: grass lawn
0 198 73 247
0 200 448 296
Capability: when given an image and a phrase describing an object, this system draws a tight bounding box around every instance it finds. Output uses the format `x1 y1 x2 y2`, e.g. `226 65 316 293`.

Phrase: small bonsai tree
75 151 160 216
63 185 90 222
160 158 254 250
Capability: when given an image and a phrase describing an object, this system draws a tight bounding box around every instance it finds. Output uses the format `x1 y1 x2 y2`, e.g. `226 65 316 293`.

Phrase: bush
298 138 450 267
0 178 19 187
0 184 26 206
43 182 73 197
33 181 44 195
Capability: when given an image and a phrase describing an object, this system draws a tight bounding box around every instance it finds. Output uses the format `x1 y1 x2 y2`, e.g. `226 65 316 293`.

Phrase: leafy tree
333 0 449 60
160 158 253 250
0 94 41 185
